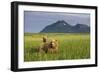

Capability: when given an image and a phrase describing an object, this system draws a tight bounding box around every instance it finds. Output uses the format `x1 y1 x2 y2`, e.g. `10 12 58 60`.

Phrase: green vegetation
24 33 90 62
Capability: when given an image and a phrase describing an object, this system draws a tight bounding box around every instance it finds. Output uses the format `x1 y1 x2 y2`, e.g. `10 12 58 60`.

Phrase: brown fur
48 39 58 53
38 36 58 53
43 36 48 43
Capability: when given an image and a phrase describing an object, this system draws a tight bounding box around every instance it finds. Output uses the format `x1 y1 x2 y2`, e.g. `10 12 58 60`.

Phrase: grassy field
24 33 90 62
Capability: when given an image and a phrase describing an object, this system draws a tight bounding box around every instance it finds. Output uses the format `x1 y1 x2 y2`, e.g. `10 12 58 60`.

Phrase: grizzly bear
48 39 58 53
38 36 58 53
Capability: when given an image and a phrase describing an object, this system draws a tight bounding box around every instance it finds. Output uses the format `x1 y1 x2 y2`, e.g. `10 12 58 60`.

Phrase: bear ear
55 40 58 43
55 40 58 41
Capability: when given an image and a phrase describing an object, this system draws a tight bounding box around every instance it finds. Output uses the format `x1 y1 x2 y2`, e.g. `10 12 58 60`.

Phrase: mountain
40 20 90 33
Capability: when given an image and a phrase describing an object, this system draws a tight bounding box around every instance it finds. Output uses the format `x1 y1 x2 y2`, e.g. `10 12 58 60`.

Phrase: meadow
24 33 90 62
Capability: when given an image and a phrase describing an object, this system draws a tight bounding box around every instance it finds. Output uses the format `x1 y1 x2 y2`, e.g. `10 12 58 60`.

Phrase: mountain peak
74 24 89 28
56 20 66 23
55 20 69 24
52 20 70 27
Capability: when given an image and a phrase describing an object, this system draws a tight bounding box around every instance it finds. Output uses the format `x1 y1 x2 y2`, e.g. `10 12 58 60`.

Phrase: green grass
24 33 90 62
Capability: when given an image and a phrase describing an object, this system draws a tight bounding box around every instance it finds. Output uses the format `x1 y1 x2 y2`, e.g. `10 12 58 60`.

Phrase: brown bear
48 39 58 53
38 36 58 53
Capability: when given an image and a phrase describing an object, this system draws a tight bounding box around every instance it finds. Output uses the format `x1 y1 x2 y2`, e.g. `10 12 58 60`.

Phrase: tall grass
24 33 90 61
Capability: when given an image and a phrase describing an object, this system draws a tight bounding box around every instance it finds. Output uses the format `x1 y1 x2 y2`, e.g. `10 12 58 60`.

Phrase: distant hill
40 20 90 33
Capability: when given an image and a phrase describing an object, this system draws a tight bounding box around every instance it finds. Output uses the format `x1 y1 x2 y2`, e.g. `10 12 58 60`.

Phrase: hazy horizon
24 11 90 33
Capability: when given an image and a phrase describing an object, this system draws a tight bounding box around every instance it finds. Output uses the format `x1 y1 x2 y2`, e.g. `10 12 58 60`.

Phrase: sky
24 11 90 33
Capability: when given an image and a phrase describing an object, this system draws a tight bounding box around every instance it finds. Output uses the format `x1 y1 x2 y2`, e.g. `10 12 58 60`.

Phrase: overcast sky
24 11 90 33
